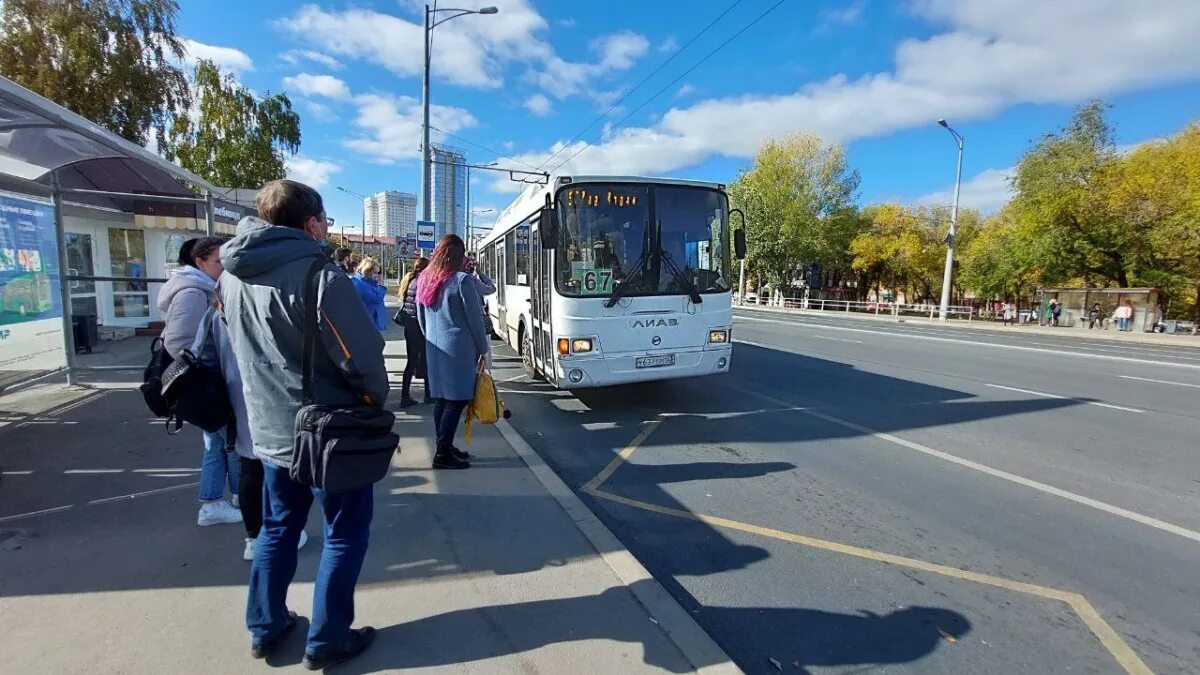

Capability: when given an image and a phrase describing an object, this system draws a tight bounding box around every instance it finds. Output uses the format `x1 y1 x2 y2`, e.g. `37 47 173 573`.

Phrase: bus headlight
571 338 593 353
708 329 730 344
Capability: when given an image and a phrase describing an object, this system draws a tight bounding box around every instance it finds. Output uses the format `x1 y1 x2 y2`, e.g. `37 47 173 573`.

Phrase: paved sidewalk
738 304 1200 347
0 329 734 673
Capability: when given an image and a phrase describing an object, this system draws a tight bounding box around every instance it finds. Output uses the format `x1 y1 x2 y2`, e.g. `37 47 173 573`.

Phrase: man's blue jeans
200 428 239 502
246 462 374 655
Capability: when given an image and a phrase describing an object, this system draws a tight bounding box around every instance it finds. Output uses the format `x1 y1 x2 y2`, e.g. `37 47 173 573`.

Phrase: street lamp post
422 5 498 223
936 118 964 321
466 161 497 250
337 186 369 257
470 208 494 253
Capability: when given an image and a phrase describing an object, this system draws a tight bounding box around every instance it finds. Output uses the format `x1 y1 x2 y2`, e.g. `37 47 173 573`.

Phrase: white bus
475 175 746 388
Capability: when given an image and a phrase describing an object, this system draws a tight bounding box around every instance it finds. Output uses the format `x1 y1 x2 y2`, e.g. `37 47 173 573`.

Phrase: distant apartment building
430 145 466 239
362 191 417 238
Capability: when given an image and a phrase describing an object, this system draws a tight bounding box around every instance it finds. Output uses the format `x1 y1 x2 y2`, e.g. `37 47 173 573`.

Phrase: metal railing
737 296 976 321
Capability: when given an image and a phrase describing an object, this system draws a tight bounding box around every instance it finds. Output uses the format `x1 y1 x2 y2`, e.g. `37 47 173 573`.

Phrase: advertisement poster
397 236 417 259
0 192 65 380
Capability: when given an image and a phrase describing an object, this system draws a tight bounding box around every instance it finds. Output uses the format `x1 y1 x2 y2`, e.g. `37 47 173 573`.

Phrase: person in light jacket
220 180 387 668
350 257 389 332
157 236 242 528
417 235 488 470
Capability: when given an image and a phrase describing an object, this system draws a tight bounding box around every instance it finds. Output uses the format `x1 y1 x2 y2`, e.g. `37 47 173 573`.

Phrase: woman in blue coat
416 235 488 470
350 257 389 332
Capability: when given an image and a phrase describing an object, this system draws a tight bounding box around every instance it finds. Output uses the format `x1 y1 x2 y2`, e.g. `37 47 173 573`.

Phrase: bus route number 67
583 269 613 294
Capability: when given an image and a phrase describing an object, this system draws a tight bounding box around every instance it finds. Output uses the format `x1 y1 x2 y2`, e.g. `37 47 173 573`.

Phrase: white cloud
304 100 338 122
918 167 1014 214
496 0 1200 188
817 1 866 32
524 93 553 117
285 156 342 189
282 73 351 100
344 92 477 164
676 83 696 99
658 36 679 54
279 3 648 101
181 38 254 74
281 50 344 71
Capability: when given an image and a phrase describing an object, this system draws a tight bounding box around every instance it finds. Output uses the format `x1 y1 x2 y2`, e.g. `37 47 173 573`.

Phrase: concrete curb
736 304 1200 348
495 419 741 675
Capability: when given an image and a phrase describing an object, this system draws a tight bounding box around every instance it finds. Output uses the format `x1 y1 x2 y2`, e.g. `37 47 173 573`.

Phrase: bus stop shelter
1036 287 1161 330
0 74 224 387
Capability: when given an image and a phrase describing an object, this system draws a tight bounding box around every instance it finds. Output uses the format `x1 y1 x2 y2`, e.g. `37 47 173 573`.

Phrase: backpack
139 338 174 418
157 309 237 441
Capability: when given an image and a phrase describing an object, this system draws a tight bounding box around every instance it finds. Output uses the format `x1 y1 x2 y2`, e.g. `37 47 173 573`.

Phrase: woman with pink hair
416 235 488 469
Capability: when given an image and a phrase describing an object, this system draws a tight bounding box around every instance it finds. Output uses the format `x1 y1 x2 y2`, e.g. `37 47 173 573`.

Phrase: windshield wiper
604 248 648 308
659 248 702 304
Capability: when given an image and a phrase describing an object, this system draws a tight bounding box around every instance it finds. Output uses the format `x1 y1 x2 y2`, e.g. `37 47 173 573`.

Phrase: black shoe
302 626 375 671
450 446 470 460
251 611 298 660
423 396 434 404
399 397 419 408
433 450 470 470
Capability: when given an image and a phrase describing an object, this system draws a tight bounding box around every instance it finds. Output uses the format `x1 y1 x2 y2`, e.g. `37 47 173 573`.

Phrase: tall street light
422 5 498 223
337 186 369 256
936 118 964 321
466 161 497 249
469 208 494 253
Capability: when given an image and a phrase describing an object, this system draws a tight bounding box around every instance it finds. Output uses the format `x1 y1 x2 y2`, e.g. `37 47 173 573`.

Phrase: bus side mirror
540 196 558 249
730 209 747 260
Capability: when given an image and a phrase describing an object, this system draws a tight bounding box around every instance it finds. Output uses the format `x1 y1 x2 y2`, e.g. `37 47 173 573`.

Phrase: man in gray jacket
219 180 387 670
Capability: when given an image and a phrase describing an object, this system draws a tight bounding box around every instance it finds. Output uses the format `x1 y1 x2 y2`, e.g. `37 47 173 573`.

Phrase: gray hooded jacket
219 217 389 468
156 266 217 359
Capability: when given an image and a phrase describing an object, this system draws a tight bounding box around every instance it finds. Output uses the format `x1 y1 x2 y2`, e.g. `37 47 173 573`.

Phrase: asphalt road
489 308 1200 675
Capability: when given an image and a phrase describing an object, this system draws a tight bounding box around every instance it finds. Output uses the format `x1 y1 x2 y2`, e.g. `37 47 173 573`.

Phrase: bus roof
479 174 726 249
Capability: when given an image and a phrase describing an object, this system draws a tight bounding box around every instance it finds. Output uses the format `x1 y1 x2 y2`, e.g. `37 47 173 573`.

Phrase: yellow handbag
463 370 509 444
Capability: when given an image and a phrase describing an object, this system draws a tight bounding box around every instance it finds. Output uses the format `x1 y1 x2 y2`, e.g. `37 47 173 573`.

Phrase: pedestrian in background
1002 300 1016 326
417 235 488 470
396 257 430 407
334 247 354 275
1088 302 1104 329
221 180 387 669
1050 299 1062 327
1115 299 1133 331
464 255 497 365
1151 303 1165 332
157 236 242 528
351 257 389 333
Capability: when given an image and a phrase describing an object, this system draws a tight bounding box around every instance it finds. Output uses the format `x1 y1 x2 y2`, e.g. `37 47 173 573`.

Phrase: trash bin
72 314 98 354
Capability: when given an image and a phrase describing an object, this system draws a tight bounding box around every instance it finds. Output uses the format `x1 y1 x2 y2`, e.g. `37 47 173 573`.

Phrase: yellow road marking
580 420 661 493
583 420 1153 675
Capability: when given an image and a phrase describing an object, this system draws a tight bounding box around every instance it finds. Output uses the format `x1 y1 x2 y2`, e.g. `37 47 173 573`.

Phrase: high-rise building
362 191 417 238
430 145 467 239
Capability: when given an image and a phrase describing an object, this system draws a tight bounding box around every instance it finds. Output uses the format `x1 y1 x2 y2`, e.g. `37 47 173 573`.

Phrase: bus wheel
520 324 537 380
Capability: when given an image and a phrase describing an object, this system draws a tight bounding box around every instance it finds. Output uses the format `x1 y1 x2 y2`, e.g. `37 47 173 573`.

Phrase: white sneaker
243 537 255 561
230 494 240 509
198 500 243 526
297 530 309 551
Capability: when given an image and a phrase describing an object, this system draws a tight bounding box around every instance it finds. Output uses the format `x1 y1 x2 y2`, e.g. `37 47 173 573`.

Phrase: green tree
162 60 301 187
850 204 948 303
1009 101 1150 288
958 206 1045 303
728 134 860 296
0 0 189 147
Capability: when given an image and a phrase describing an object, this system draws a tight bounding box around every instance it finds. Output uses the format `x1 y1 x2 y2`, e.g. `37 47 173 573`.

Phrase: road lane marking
581 420 662 493
580 420 1152 675
1 470 33 475
810 334 864 344
86 481 199 505
984 384 1145 413
735 314 1200 370
1118 375 1200 389
0 504 74 523
63 469 125 474
1029 341 1200 362
734 383 1194 544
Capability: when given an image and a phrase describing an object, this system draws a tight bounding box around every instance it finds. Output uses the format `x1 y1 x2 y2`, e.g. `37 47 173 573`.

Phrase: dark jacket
218 217 389 468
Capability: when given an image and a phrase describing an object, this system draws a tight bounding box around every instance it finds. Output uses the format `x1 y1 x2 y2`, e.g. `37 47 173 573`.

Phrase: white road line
0 470 33 475
736 315 1200 370
1029 341 1200 361
0 504 74 523
731 384 1200 545
1119 375 1200 389
810 335 864 344
984 384 1145 413
63 468 125 474
131 468 201 473
87 481 199 505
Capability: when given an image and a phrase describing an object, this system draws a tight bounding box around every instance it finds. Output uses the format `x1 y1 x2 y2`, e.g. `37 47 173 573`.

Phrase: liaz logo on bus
631 318 679 328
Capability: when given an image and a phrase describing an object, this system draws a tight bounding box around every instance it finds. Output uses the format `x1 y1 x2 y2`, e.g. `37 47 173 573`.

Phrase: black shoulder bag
159 309 237 447
140 337 173 418
291 259 399 493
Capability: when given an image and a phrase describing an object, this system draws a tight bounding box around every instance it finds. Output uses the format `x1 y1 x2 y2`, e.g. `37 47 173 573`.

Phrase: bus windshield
556 183 729 298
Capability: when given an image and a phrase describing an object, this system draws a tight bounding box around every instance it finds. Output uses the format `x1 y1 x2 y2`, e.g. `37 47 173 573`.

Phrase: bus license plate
636 354 675 369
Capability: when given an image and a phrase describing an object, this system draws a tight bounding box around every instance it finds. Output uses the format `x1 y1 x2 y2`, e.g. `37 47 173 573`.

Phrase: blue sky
173 0 1200 232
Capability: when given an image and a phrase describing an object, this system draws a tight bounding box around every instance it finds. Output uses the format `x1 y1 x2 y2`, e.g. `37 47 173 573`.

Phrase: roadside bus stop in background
0 74 234 388
1036 287 1161 331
